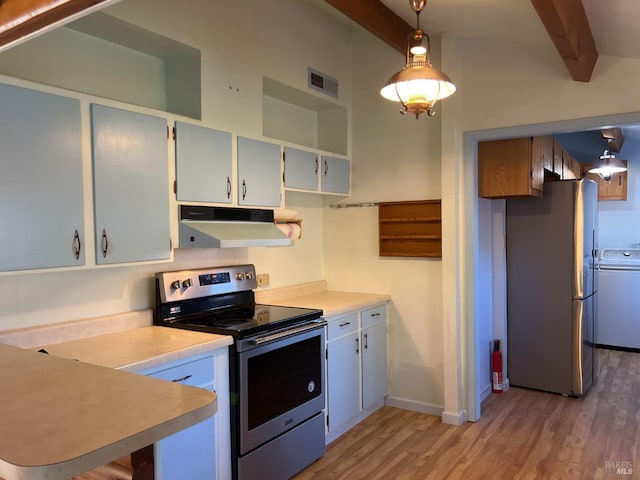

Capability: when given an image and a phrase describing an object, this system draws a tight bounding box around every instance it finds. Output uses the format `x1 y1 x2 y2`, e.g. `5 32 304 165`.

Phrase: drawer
327 312 358 341
361 304 387 328
147 356 214 387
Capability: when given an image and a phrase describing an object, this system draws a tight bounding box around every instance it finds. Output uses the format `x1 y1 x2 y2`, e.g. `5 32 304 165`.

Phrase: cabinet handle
171 374 193 383
339 322 351 328
242 180 247 200
324 159 328 176
619 176 622 186
371 313 381 317
226 177 232 199
72 230 81 260
101 229 109 258
364 333 368 349
315 157 319 176
355 337 359 353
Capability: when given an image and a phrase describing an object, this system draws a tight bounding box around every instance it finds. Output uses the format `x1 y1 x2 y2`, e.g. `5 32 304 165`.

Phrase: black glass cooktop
160 303 323 339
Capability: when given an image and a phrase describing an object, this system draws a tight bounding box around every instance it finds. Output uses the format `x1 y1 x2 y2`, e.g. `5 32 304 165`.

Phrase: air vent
308 67 338 99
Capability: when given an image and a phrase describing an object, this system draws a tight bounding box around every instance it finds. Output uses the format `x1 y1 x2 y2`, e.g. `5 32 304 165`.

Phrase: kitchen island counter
0 342 217 480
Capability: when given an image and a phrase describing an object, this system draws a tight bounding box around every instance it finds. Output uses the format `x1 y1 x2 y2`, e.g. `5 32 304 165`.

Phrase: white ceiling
381 0 640 61
378 0 640 161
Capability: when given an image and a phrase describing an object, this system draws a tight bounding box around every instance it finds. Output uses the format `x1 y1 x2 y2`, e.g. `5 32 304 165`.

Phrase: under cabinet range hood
178 205 292 248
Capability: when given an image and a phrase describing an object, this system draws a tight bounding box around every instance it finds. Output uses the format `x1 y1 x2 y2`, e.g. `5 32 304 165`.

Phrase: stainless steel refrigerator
506 179 597 396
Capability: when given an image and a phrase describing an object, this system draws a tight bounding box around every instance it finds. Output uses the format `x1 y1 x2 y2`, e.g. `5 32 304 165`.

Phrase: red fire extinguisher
492 339 503 394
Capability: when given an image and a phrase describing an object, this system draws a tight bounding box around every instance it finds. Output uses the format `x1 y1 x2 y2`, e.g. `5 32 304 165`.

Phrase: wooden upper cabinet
552 138 564 178
581 162 628 201
562 150 581 180
538 135 554 174
478 137 543 199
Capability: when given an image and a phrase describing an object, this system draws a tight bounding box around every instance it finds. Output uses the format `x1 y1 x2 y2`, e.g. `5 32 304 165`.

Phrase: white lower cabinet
325 304 388 443
139 348 230 480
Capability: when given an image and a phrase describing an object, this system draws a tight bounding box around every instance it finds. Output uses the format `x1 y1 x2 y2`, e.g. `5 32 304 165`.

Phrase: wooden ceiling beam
0 0 112 50
324 0 413 54
530 0 598 82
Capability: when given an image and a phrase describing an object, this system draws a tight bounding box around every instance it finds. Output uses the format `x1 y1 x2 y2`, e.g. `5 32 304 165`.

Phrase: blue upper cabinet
0 84 84 271
283 146 319 191
174 122 233 204
321 155 350 195
237 137 282 207
90 104 170 265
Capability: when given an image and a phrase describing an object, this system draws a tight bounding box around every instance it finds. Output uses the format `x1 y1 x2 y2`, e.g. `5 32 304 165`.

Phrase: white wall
598 140 640 248
323 28 446 413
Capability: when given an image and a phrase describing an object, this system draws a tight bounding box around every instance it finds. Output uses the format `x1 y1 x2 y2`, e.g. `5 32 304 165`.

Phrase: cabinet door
478 138 542 199
552 139 564 178
327 332 360 431
175 121 232 203
237 137 282 207
0 84 84 271
91 104 170 264
144 355 216 480
284 146 318 191
321 155 350 194
361 321 388 410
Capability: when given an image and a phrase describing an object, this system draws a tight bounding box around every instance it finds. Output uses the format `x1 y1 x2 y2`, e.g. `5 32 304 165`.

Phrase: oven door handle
249 320 326 346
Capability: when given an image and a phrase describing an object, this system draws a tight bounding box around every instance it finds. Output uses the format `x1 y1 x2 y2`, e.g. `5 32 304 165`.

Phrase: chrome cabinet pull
339 322 351 328
101 229 109 258
226 176 231 199
171 374 192 383
242 180 247 200
355 337 359 354
315 157 319 176
72 230 81 260
324 159 328 176
371 313 381 317
364 333 368 349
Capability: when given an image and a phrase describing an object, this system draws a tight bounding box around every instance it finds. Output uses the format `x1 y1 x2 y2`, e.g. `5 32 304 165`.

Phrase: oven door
238 322 326 455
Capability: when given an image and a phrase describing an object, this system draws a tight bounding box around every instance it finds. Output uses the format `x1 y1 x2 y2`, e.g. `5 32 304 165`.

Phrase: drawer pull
339 322 351 327
371 313 381 317
171 374 193 383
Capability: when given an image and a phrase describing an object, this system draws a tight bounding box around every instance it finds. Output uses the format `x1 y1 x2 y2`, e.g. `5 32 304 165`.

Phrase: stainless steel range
154 264 326 480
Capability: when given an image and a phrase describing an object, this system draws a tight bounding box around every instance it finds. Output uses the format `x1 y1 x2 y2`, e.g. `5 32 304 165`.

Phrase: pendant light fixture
380 0 456 118
588 149 627 181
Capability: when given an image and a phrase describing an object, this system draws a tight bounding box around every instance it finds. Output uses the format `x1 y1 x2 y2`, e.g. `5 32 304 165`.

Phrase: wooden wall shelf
378 200 442 258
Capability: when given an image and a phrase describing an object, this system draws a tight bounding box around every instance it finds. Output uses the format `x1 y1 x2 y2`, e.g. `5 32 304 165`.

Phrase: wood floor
296 348 640 480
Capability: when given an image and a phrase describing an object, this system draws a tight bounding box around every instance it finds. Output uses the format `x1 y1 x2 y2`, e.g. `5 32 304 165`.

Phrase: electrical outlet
257 273 270 287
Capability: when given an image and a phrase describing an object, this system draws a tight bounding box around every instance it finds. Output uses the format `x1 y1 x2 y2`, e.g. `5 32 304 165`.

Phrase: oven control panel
156 264 258 303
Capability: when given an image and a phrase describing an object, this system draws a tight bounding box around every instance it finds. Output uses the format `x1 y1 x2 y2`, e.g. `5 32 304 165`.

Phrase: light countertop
39 326 233 372
255 282 390 317
0 343 216 480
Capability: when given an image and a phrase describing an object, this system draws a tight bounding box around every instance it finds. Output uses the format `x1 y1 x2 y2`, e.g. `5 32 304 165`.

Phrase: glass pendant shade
380 2 456 118
588 150 627 181
380 65 456 117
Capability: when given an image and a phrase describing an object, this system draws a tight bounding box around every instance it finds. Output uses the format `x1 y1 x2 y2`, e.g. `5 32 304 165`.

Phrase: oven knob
170 280 181 290
182 279 192 288
235 272 245 280
245 271 254 280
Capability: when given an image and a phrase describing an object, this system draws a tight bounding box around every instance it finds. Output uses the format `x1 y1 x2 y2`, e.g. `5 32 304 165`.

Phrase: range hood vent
178 206 292 248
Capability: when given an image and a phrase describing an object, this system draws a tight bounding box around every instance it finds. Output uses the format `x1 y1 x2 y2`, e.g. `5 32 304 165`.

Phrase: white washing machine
597 248 640 349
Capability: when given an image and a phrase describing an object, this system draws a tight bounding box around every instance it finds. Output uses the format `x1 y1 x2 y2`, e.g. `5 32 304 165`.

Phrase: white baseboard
442 409 466 425
480 382 492 401
384 396 444 417
386 396 466 424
